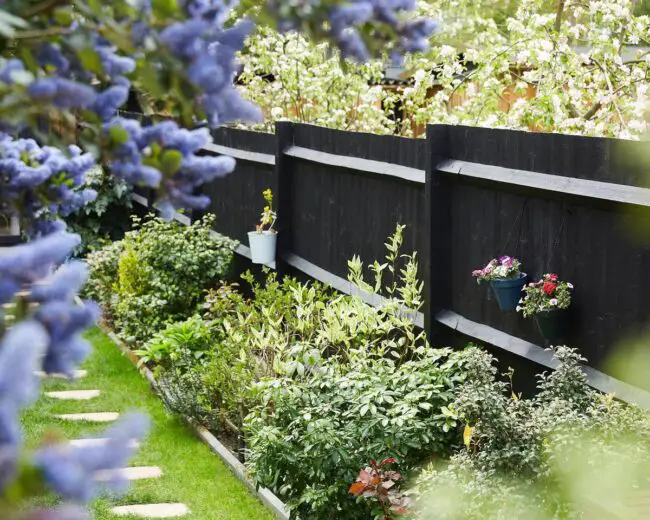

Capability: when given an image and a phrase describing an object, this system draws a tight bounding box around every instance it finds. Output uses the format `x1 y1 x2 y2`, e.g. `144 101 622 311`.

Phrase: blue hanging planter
489 273 527 311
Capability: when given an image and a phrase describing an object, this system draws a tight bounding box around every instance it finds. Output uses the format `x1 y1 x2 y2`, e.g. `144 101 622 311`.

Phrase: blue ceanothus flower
106 118 236 218
0 231 80 304
34 300 100 377
34 413 150 502
267 0 437 62
0 323 47 489
0 135 97 235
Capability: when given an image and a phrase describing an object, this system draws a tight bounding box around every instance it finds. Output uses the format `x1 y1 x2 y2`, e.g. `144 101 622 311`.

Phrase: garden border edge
95 320 291 520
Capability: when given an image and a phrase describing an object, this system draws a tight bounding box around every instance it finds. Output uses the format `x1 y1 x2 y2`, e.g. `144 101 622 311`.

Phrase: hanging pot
489 273 527 311
248 230 277 265
534 308 567 342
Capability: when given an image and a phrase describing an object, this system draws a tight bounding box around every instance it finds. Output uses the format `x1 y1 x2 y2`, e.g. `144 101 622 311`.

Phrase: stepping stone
70 438 140 449
95 466 162 482
35 370 87 379
111 504 189 518
57 412 119 423
46 390 100 400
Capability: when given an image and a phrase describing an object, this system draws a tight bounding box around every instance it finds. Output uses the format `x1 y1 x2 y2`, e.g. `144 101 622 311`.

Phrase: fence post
274 121 294 275
424 124 452 346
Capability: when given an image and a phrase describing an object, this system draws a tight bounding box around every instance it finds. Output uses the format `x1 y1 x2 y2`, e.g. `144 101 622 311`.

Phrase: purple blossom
34 301 99 376
92 85 130 121
96 46 136 78
28 78 97 110
0 59 25 84
29 262 89 303
0 321 47 489
0 232 80 303
37 43 70 73
34 413 150 502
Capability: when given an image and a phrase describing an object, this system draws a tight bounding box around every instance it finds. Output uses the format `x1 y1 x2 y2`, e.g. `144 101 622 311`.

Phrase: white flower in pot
248 188 277 265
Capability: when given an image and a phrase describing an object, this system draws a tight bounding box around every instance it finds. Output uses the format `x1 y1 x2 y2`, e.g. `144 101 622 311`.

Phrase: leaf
160 149 183 176
77 47 104 75
463 424 473 449
152 0 179 17
0 9 27 39
349 481 366 496
109 125 130 146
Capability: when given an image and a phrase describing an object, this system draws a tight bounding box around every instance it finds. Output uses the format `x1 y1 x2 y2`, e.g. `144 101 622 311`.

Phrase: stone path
46 389 101 400
111 504 189 518
42 369 189 518
57 412 120 422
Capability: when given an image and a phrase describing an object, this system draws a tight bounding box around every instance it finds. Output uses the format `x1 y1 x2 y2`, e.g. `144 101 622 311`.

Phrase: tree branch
554 0 566 32
20 0 69 18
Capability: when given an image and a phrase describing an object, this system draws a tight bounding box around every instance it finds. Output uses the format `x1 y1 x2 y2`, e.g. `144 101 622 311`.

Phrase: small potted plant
248 188 277 265
472 256 527 311
518 273 573 341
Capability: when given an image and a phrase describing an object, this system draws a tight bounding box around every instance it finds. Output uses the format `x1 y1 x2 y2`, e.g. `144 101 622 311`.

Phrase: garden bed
82 214 650 520
99 321 290 520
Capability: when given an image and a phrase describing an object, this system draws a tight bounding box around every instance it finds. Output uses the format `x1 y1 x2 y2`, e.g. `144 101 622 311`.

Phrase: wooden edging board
97 322 291 520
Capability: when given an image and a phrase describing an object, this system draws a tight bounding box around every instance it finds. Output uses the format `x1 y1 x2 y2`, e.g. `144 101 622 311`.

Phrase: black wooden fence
132 122 650 406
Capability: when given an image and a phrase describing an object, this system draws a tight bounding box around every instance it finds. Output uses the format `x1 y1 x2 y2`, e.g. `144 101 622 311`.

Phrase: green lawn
21 327 275 520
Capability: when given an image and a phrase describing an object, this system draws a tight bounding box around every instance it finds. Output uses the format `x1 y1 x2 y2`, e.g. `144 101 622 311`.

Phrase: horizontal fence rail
438 159 650 207
131 121 650 408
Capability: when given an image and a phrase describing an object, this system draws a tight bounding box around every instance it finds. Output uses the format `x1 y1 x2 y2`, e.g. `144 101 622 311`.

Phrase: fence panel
440 125 650 373
288 125 427 283
202 128 276 245
187 122 650 402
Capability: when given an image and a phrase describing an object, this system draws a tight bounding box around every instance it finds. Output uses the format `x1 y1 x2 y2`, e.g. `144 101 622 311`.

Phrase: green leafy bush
83 238 125 324
86 213 237 343
412 347 650 520
244 346 472 519
135 315 213 370
197 226 428 430
65 165 133 257
157 348 222 432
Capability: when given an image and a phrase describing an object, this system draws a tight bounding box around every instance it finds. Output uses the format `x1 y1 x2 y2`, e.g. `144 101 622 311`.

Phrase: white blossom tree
239 0 650 139
397 0 650 138
238 27 395 134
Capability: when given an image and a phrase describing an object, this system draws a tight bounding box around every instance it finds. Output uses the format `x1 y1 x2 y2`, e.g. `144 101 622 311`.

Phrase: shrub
65 165 133 257
412 347 650 520
83 238 125 323
87 213 237 344
200 226 428 430
135 315 213 370
157 348 221 433
244 346 472 519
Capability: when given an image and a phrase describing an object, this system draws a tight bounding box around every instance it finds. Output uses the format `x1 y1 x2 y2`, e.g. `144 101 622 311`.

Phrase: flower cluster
34 413 149 502
267 0 437 62
157 6 262 127
0 135 97 235
396 0 650 138
105 118 236 219
517 274 574 317
472 256 522 284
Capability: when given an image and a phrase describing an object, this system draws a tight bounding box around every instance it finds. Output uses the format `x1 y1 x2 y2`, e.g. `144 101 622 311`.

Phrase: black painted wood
194 122 650 396
199 128 277 245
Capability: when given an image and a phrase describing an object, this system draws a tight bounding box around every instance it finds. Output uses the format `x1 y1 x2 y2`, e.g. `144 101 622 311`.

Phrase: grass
21 327 275 520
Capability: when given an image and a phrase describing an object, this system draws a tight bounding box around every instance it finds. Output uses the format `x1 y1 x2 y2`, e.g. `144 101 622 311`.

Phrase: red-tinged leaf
380 457 397 466
349 481 367 495
370 459 377 467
